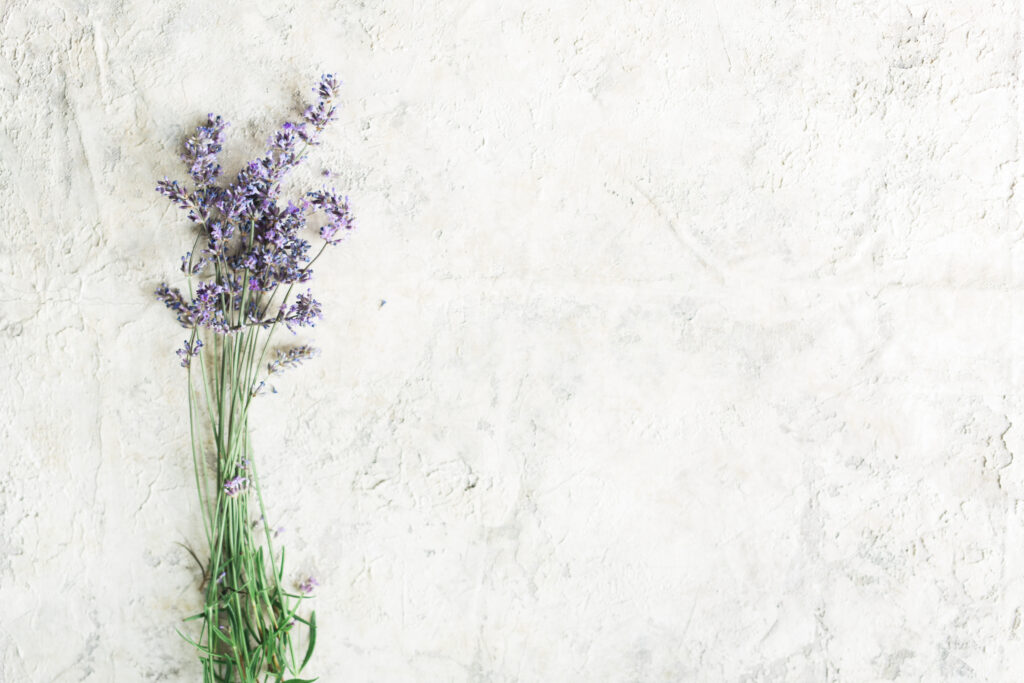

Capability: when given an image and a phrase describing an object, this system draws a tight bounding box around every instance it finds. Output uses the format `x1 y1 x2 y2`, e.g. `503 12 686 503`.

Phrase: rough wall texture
1 0 1022 681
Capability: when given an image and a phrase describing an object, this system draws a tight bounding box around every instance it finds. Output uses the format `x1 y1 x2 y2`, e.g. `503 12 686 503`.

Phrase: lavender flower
176 339 203 368
223 475 248 498
298 576 320 595
155 284 196 328
308 188 355 245
300 77 339 138
316 74 340 100
155 75 355 350
153 78 354 348
179 251 206 275
182 114 228 187
267 345 320 375
188 283 229 334
206 220 234 255
284 290 323 331
156 179 191 210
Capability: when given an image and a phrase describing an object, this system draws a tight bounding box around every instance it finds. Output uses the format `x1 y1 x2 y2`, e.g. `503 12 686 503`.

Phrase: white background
2 1 1023 680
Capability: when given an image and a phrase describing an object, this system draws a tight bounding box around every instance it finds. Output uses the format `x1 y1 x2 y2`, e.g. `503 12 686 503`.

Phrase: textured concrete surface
1 1 1023 681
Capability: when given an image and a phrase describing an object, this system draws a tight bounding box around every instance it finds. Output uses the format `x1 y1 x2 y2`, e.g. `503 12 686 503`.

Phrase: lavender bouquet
154 74 354 682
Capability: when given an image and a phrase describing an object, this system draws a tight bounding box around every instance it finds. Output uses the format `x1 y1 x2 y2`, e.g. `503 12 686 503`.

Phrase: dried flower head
267 345 320 375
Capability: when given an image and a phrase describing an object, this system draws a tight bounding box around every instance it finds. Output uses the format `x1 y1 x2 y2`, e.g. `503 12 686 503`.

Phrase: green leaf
246 653 264 680
281 679 318 682
174 627 214 654
210 624 233 646
300 611 317 671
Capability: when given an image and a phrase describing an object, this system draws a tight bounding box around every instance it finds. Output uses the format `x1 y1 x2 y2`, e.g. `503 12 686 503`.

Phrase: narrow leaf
210 625 233 646
300 611 317 671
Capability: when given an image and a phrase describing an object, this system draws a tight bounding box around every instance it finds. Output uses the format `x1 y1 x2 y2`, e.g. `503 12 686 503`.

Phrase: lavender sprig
182 114 228 187
283 289 323 331
176 339 203 368
308 188 355 245
267 345 320 375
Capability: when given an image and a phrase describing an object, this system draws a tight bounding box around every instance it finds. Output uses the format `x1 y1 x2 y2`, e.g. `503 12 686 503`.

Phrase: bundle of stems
180 270 318 683
155 75 355 683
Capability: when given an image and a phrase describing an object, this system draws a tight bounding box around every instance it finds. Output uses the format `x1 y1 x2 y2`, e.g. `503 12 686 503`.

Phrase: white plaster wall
1 0 1023 680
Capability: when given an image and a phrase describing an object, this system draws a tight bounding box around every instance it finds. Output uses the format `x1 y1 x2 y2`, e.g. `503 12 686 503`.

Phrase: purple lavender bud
295 123 319 146
179 252 206 275
176 339 203 368
298 576 320 595
216 571 226 584
271 126 298 154
267 345 320 375
308 188 355 246
223 475 248 498
189 282 232 333
156 178 192 210
157 286 199 329
319 222 345 245
316 74 341 101
206 220 234 254
302 101 337 133
297 75 342 141
274 526 285 537
194 282 223 303
284 290 323 331
155 283 196 327
181 114 229 187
